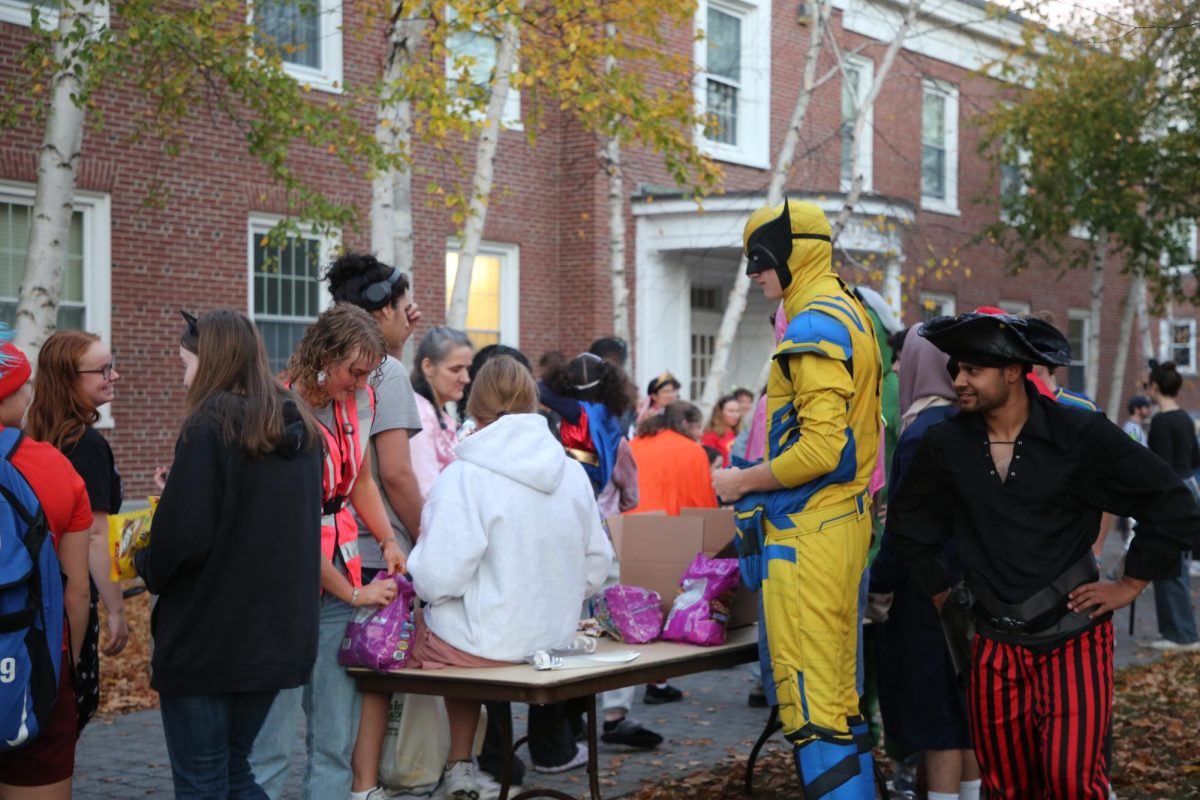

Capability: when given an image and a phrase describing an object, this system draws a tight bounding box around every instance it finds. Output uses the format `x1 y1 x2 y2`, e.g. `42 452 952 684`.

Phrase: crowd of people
1 200 1198 800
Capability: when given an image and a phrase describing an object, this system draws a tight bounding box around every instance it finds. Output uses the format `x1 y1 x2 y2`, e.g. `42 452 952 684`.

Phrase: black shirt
1147 408 1200 480
65 426 123 514
887 383 1200 605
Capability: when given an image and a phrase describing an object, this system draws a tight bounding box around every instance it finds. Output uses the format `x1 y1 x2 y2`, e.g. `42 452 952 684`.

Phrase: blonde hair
466 355 537 427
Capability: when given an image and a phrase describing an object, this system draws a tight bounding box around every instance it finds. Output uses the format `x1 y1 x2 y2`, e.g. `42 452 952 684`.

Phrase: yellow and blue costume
733 200 882 799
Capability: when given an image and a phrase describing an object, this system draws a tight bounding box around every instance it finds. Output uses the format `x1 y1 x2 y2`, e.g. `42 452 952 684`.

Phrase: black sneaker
643 683 684 704
600 717 664 748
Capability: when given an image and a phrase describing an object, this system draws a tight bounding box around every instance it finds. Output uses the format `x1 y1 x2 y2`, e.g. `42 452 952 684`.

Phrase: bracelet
350 588 360 607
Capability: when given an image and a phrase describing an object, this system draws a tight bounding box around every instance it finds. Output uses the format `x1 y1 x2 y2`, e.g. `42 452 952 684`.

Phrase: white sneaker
442 762 480 800
474 769 522 800
1148 638 1200 652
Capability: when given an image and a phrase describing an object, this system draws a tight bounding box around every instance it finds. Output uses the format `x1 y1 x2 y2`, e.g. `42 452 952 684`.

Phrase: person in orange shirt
629 401 717 515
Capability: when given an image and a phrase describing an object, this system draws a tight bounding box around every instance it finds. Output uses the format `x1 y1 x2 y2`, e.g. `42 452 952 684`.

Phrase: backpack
0 428 63 752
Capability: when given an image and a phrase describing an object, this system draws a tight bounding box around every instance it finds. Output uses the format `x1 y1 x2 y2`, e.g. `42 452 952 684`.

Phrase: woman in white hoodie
406 356 613 800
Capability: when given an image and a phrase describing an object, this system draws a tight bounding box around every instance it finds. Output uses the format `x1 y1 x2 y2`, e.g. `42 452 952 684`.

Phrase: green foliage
977 0 1200 306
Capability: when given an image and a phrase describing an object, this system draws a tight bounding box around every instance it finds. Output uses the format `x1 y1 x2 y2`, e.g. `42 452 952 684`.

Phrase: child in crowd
700 394 742 467
406 356 613 799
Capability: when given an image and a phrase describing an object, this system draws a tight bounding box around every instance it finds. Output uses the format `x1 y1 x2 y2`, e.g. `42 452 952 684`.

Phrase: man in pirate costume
714 199 882 799
886 312 1200 798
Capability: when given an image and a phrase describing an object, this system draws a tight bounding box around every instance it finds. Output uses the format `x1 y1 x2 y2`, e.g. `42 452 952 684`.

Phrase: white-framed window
444 241 519 347
247 215 336 374
919 291 955 322
0 181 112 425
999 143 1029 225
921 80 959 215
696 0 770 169
1160 318 1197 375
840 56 873 192
0 0 107 29
252 0 343 94
445 6 522 128
998 300 1031 315
1161 219 1198 276
1067 310 1089 392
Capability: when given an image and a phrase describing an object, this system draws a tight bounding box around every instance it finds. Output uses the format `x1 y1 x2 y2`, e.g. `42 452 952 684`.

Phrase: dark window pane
255 0 321 69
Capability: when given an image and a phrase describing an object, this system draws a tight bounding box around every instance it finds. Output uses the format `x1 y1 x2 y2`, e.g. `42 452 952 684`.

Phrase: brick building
2 0 1196 494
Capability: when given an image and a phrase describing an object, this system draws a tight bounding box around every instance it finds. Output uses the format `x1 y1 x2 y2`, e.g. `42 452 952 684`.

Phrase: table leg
585 694 601 800
498 706 515 800
743 705 782 794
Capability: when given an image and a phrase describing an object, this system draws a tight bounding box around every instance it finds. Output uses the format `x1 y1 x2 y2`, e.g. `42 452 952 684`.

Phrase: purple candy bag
661 554 741 646
338 572 417 671
593 585 664 644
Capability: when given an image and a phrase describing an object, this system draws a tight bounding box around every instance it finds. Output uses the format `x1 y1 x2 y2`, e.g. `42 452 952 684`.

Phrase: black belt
322 495 346 516
970 550 1098 635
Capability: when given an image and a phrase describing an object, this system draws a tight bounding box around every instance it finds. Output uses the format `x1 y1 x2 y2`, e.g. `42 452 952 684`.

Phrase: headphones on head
361 267 403 305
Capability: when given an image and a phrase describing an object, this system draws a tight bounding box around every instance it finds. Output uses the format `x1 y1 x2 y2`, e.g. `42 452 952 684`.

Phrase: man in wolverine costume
886 312 1200 798
714 199 882 799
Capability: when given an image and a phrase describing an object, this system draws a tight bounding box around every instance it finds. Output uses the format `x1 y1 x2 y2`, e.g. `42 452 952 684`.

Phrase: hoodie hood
455 413 566 494
743 200 838 322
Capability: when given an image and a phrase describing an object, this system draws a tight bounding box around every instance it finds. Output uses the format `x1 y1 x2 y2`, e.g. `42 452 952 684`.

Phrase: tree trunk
16 0 95 358
1085 232 1106 401
604 134 629 344
372 2 425 273
445 5 522 332
829 0 919 239
1136 273 1154 362
602 27 629 345
1105 271 1140 421
699 0 829 407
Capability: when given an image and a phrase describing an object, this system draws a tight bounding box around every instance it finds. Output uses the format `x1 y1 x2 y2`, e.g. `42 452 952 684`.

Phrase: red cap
0 342 31 401
974 306 1008 316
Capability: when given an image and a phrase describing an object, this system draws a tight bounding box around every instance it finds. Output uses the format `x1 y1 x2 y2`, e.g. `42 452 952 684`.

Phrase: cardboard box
607 507 759 629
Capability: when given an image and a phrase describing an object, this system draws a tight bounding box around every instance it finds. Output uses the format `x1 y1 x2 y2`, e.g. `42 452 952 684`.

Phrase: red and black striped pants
967 620 1113 799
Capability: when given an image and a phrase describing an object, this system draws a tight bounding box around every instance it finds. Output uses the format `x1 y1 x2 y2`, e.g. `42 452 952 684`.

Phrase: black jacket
137 395 323 695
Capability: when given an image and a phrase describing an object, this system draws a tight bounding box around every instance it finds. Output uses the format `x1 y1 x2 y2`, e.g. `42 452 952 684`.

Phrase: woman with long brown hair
249 303 405 800
134 310 324 796
25 330 128 734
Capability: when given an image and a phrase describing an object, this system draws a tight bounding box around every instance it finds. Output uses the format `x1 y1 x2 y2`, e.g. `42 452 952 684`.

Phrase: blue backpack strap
0 427 21 461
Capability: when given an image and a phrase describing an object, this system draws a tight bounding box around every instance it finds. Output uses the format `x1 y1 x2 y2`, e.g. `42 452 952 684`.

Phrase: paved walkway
74 561 1184 800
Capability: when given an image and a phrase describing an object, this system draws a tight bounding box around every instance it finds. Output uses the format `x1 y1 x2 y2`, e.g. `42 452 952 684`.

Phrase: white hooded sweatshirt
408 413 613 662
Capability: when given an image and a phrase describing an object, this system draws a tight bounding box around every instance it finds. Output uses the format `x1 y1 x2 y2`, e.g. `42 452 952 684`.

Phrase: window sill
920 199 961 217
701 140 769 170
282 63 344 95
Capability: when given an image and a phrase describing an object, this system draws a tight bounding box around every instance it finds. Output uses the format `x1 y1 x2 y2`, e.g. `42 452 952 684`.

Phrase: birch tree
15 0 98 355
700 0 918 408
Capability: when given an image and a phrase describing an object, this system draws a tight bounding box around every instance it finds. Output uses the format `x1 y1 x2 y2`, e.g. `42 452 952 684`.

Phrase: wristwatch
350 587 360 607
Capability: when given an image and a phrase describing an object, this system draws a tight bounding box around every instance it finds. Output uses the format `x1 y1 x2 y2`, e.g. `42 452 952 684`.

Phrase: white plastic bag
379 694 449 793
379 694 488 793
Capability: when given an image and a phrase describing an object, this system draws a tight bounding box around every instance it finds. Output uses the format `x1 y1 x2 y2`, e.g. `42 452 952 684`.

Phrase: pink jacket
411 393 459 500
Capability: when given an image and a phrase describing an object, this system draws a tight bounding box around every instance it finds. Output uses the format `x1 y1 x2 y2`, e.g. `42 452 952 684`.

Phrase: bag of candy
338 572 417 671
661 554 741 646
592 585 663 644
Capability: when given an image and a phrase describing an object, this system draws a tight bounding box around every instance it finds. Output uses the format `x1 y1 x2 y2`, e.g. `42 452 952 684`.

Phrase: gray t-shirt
355 355 423 568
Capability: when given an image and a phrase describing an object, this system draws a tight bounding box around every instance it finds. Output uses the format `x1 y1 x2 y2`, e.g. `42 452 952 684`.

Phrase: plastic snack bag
661 554 741 646
592 585 663 644
108 506 155 581
338 572 417 672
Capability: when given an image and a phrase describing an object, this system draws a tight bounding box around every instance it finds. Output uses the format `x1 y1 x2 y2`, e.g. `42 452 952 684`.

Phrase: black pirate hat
919 312 1072 368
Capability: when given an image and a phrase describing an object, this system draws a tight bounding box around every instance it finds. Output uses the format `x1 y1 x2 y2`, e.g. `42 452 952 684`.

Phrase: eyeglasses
77 357 117 380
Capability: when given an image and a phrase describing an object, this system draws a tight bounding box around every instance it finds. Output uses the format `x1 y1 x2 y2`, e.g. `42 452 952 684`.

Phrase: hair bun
1160 361 1179 373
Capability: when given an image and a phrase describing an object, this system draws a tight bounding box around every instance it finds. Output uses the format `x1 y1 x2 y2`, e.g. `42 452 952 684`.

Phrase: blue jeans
1153 552 1199 644
160 691 277 799
250 595 362 800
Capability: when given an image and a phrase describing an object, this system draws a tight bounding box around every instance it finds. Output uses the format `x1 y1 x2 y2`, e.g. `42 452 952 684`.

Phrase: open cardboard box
606 507 759 629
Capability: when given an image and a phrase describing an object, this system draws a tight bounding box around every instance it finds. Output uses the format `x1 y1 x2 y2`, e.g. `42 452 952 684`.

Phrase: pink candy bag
338 572 417 671
593 585 664 644
661 554 741 646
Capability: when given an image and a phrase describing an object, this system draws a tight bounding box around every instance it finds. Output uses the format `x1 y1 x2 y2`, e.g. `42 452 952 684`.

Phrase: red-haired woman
26 331 128 733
